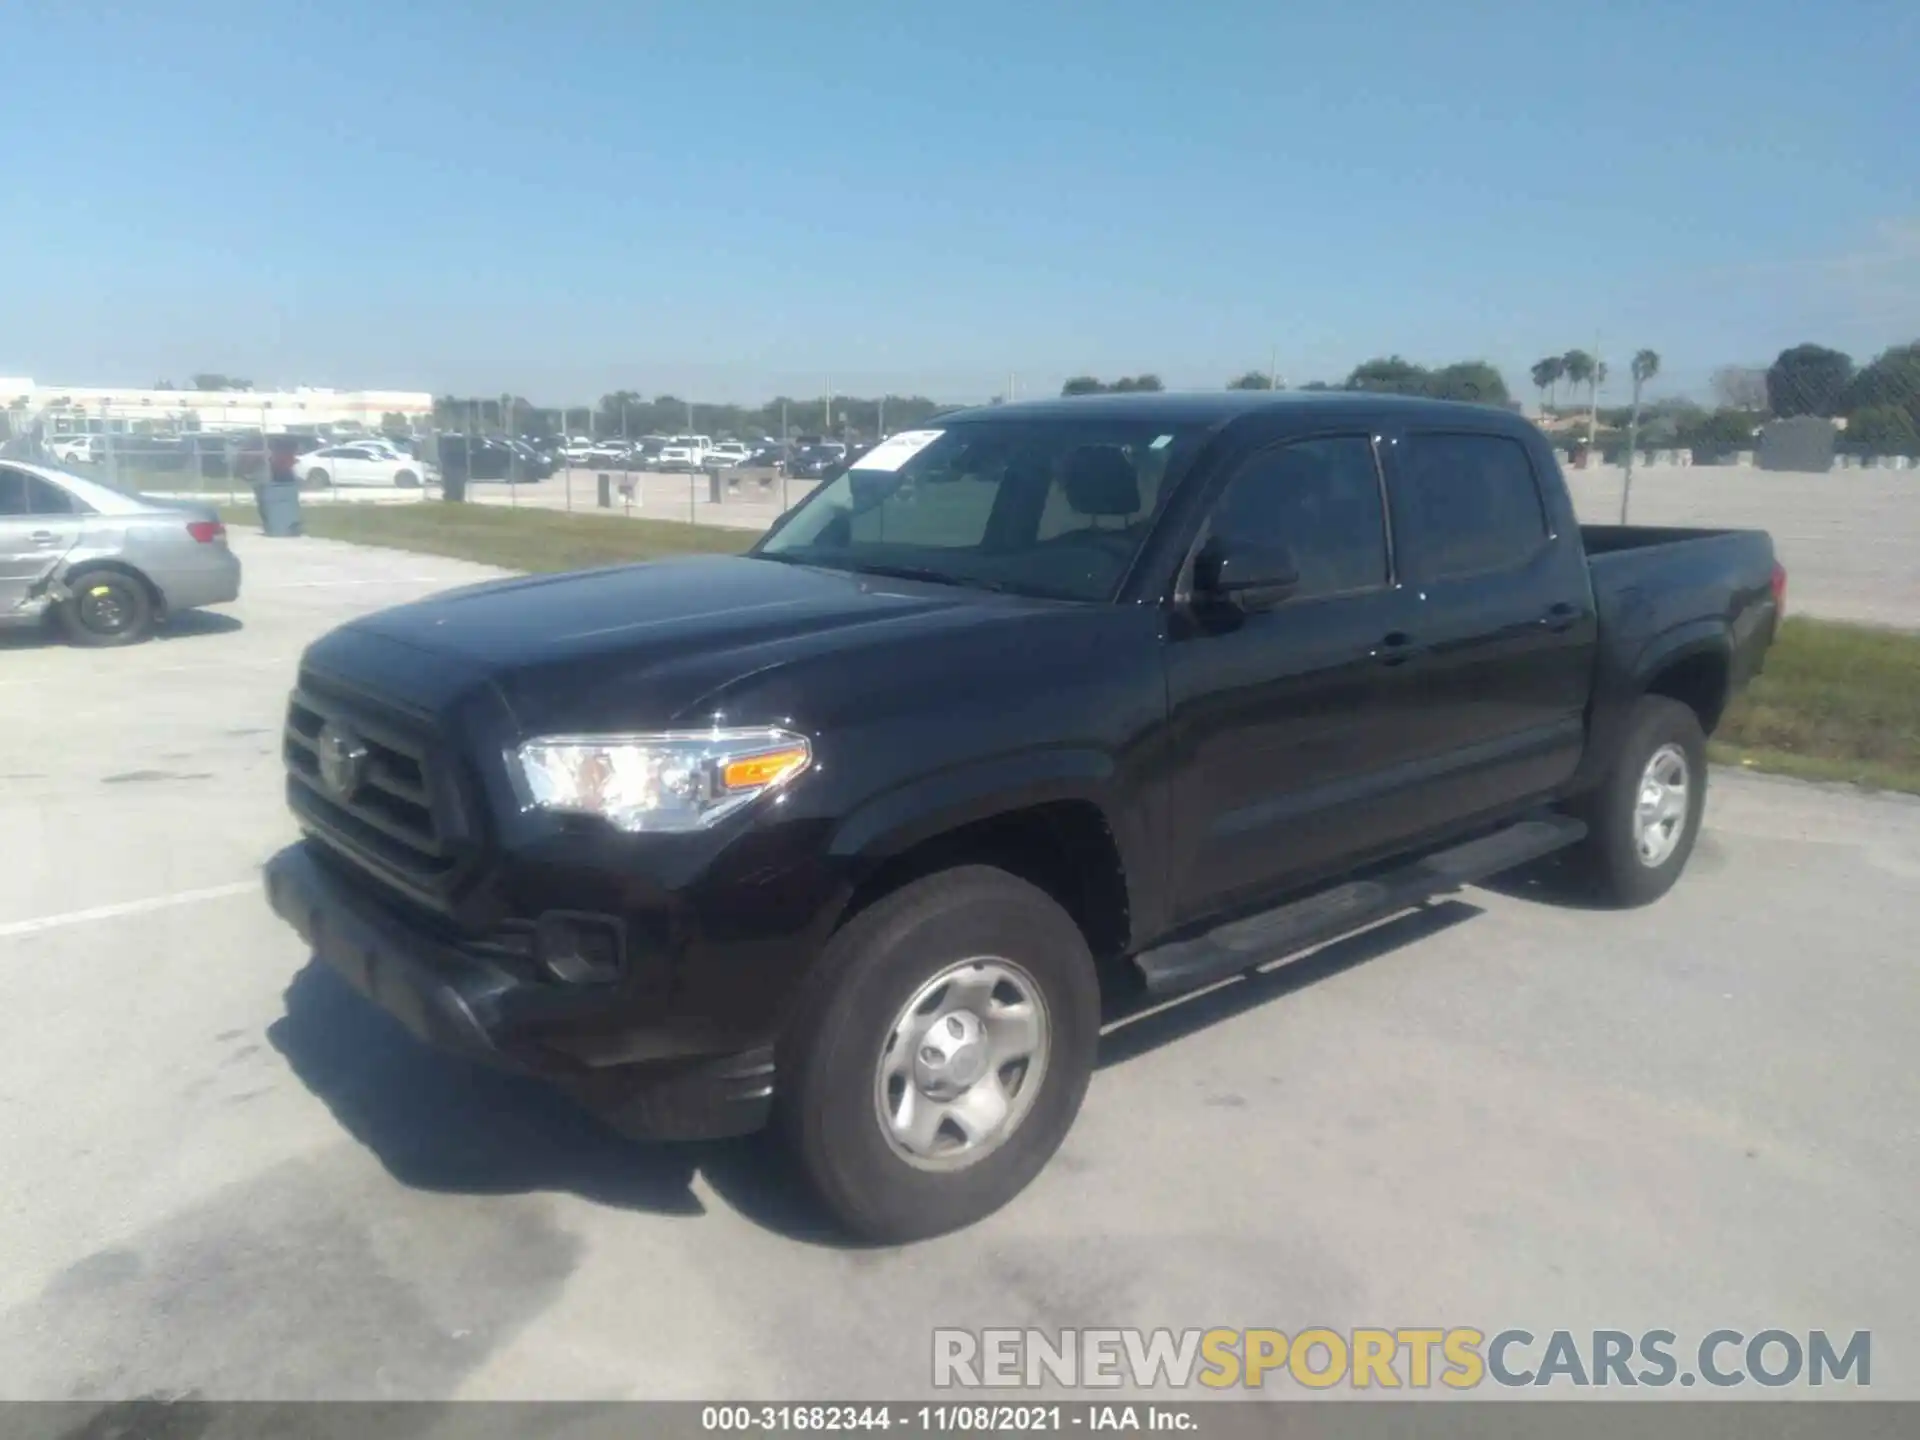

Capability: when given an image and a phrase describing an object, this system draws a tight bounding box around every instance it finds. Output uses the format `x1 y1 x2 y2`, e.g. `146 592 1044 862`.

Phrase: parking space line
0 881 258 940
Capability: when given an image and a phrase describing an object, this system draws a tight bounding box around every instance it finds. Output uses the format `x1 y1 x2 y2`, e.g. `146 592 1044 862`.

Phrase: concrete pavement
0 531 1913 1401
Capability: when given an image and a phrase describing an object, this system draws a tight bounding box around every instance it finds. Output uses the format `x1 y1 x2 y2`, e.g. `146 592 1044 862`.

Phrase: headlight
511 728 811 833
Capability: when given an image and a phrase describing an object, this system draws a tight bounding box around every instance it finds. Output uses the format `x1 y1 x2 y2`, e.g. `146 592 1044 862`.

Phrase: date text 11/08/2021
702 1406 1191 1432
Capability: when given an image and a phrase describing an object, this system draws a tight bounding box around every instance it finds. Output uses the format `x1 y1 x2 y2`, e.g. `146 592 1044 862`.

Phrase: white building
0 377 434 436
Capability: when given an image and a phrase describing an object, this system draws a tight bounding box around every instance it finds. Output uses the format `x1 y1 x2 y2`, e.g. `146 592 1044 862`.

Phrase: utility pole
1586 332 1602 456
878 394 886 437
1269 345 1279 391
823 378 832 434
1008 371 1017 403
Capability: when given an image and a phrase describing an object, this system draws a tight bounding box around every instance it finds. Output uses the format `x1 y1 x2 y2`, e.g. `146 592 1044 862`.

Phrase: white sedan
299 444 433 488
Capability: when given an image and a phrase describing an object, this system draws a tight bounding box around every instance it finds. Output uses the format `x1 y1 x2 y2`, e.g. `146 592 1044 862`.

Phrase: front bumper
264 843 776 1140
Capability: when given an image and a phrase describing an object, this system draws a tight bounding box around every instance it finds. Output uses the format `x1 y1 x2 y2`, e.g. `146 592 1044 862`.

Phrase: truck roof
939 390 1530 431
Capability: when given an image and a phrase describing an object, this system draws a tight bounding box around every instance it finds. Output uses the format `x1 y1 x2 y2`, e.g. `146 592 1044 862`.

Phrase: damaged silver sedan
0 461 241 646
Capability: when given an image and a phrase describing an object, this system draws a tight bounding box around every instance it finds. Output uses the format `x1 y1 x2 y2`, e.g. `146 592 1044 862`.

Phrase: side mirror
1192 535 1301 613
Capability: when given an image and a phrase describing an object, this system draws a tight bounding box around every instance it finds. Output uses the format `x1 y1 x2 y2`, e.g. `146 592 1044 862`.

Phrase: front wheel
304 467 331 488
778 866 1101 1243
394 469 420 488
1568 695 1708 907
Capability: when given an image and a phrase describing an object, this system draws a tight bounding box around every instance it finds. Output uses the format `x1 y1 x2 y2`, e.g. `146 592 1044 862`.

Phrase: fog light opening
535 912 626 985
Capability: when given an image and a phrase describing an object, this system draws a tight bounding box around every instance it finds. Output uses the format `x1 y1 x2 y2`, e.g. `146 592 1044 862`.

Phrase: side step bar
1133 815 1587 999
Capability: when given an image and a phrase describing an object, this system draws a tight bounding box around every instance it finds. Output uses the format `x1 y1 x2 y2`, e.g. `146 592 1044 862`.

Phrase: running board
1133 815 1587 999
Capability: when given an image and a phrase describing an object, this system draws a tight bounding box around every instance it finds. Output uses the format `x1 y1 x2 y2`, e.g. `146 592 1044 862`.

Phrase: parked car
0 461 240 646
261 392 1782 1243
788 445 846 479
559 439 598 465
300 444 433 489
707 441 752 468
491 439 552 480
655 439 700 472
435 435 536 483
46 435 103 465
586 439 634 466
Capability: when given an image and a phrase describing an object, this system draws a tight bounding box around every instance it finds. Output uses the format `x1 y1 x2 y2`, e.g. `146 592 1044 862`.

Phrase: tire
394 469 420 488
59 569 156 647
306 468 331 487
1567 695 1708 907
778 865 1101 1244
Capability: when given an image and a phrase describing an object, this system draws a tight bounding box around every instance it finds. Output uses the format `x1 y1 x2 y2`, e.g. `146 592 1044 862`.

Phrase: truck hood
343 554 1014 734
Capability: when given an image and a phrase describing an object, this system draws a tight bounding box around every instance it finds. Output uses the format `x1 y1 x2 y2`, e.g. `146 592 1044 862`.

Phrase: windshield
752 417 1204 601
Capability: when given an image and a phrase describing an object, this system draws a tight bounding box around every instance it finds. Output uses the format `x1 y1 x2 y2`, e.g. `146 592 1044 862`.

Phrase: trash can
597 472 613 508
706 466 725 504
439 435 470 502
256 479 304 537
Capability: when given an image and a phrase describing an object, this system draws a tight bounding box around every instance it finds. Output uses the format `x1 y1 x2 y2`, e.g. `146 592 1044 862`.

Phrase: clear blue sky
3 0 1914 405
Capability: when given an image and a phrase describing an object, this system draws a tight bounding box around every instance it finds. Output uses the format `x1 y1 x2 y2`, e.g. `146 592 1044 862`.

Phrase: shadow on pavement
1473 850 1618 911
270 897 1496 1245
158 609 245 640
1096 899 1484 1069
0 608 242 651
266 960 852 1245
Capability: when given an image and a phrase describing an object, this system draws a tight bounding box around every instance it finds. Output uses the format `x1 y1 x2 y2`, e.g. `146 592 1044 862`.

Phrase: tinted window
1208 437 1388 598
1398 433 1547 578
0 470 76 516
30 476 78 514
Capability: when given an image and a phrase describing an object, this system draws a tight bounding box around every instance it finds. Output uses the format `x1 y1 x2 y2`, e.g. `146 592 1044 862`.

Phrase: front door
0 467 85 617
1164 433 1426 927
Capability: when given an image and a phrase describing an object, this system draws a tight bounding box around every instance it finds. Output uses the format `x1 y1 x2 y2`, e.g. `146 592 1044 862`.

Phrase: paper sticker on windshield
852 429 944 472
1150 434 1173 450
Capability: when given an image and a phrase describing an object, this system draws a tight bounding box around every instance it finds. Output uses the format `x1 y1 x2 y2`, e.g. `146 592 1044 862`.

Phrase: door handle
1540 602 1579 633
1372 631 1419 667
30 530 60 546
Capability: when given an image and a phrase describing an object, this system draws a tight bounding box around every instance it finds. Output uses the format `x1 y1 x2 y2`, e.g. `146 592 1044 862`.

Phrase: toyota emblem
315 723 369 801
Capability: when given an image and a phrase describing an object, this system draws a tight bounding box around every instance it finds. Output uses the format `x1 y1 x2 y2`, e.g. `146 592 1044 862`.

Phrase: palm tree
1562 349 1595 402
1621 349 1661 522
1530 356 1566 412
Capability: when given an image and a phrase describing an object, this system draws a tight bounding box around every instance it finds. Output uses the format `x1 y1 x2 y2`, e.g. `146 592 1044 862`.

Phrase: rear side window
0 469 25 516
1396 433 1548 579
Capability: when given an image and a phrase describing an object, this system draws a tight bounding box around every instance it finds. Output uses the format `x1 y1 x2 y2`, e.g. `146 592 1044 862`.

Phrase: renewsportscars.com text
932 1328 1871 1391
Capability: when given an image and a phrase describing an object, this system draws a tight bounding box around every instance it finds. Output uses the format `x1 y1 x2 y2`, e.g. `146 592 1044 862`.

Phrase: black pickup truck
265 392 1783 1242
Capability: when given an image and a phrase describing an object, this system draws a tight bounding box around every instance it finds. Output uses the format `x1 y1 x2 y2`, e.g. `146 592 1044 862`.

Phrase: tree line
431 391 952 443
426 335 1920 458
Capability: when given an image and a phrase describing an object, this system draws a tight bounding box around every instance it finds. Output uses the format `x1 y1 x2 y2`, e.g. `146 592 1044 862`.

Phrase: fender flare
1630 618 1732 695
823 745 1147 938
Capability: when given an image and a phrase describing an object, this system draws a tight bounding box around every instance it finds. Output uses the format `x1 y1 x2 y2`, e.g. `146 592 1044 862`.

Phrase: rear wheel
1568 695 1707 907
59 569 155 647
394 469 420 488
778 866 1100 1243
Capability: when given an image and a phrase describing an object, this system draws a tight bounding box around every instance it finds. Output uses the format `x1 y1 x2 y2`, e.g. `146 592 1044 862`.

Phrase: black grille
283 671 476 904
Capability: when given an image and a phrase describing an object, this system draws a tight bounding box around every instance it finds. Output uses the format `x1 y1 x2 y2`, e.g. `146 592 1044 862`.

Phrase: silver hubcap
1633 743 1691 868
874 958 1049 1172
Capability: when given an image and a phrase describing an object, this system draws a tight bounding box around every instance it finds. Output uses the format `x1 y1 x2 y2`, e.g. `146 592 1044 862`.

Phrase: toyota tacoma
265 392 1782 1242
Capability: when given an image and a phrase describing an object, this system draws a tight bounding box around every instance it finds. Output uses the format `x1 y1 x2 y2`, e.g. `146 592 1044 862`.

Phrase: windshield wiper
841 562 1015 594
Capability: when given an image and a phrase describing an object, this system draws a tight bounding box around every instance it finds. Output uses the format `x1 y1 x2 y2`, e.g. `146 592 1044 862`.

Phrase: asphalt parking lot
1 530 1916 1402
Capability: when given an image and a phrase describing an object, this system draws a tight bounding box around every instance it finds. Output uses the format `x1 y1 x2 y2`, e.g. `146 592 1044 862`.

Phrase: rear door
0 468 87 614
1380 428 1596 831
1164 431 1433 924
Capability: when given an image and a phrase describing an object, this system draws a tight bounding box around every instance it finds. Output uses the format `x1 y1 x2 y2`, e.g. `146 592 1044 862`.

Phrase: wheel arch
52 556 167 617
824 751 1144 967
